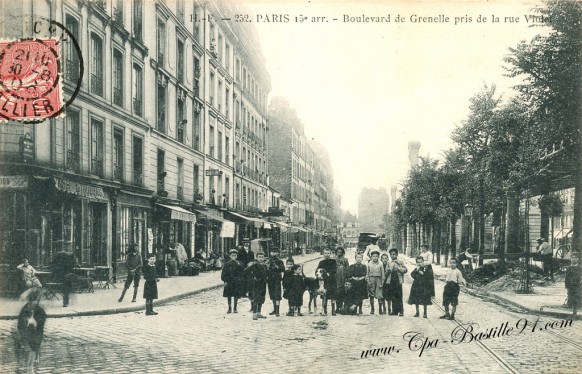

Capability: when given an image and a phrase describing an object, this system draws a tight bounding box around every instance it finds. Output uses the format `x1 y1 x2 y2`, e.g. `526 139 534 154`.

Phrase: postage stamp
0 38 63 122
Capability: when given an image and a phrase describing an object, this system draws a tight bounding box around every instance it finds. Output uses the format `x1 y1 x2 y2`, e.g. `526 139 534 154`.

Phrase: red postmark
0 39 62 122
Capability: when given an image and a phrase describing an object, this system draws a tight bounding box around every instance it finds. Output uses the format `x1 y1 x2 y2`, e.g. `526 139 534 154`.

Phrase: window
177 0 185 21
177 98 185 143
236 59 240 81
225 44 230 71
64 16 80 82
90 118 103 176
217 34 223 61
114 0 124 24
157 81 166 133
217 130 223 161
235 101 240 126
177 39 184 83
224 177 230 208
177 158 184 200
209 72 215 106
66 109 80 172
209 125 215 158
133 0 143 40
225 136 230 165
113 128 123 181
90 34 103 96
113 50 123 106
132 64 143 116
157 149 165 192
209 176 215 204
157 19 166 66
242 67 246 90
218 80 223 112
193 164 200 197
194 56 201 98
193 109 201 150
225 87 230 119
133 136 143 186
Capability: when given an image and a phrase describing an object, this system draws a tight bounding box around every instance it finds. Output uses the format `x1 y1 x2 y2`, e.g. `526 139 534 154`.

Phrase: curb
0 255 324 320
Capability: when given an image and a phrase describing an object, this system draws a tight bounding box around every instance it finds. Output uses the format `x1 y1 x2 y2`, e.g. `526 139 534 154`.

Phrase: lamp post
464 203 474 252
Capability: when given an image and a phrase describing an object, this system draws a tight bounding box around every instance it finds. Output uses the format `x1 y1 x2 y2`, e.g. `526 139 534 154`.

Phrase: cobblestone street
1 257 581 373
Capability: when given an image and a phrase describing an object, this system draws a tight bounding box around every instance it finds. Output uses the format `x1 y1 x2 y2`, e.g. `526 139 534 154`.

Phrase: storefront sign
53 177 106 200
0 175 28 189
148 228 154 254
220 221 235 238
20 133 34 163
170 209 196 222
205 169 222 176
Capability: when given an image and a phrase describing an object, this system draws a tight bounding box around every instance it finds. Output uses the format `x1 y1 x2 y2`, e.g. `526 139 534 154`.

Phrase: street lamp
464 203 474 217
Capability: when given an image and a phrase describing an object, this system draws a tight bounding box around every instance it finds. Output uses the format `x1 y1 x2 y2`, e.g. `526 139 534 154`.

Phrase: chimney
408 141 421 166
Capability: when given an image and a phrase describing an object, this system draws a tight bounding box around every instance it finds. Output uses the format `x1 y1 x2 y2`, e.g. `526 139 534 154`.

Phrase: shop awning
262 222 272 229
194 209 226 222
226 211 269 228
158 204 196 222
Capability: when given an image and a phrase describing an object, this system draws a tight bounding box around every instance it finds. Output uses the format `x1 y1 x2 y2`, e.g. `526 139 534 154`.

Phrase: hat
270 248 280 253
388 248 399 254
420 244 429 248
229 249 238 255
242 237 251 242
370 249 380 256
255 251 265 256
536 237 545 242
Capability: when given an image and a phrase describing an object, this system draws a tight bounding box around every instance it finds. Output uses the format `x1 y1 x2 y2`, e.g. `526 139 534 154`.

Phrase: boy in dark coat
221 249 244 314
288 264 306 316
338 281 359 315
267 248 285 316
565 255 581 316
143 254 159 316
317 248 338 315
51 252 77 307
245 251 268 320
282 258 295 315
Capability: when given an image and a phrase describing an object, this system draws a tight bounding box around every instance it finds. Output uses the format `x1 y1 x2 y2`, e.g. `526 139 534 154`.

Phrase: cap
229 249 238 255
536 237 545 242
242 237 251 242
270 248 280 253
388 248 399 254
370 249 380 256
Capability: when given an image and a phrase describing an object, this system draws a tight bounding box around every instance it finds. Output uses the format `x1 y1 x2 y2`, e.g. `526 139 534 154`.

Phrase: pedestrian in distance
50 252 77 307
366 249 385 315
143 254 160 316
118 243 143 303
408 256 432 318
535 237 554 281
335 247 350 312
282 258 295 315
317 248 338 315
385 248 407 316
565 255 581 316
347 252 368 315
267 247 285 317
222 249 244 314
380 253 391 315
419 244 435 298
440 257 466 320
245 251 268 320
288 264 306 316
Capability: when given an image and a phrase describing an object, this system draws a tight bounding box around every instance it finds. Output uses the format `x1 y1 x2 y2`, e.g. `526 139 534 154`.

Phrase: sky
243 0 546 214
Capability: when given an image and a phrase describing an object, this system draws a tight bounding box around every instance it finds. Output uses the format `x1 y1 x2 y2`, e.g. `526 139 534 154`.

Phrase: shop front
193 208 235 268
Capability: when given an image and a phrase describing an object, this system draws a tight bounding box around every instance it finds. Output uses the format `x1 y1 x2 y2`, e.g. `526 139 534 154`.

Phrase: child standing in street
385 248 408 316
317 248 337 315
221 249 244 314
143 254 159 316
565 255 581 316
347 252 368 315
282 258 295 315
267 248 285 317
245 251 268 320
366 250 385 315
440 258 466 320
380 253 391 315
289 264 306 316
408 256 432 318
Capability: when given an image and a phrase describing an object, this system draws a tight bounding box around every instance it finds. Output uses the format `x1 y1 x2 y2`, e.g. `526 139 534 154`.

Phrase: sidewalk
0 251 324 320
402 255 575 319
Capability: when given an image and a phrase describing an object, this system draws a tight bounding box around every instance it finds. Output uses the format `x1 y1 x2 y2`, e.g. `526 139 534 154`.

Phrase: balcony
177 186 184 200
133 171 143 187
91 158 103 177
133 97 142 116
66 150 80 173
113 87 123 106
90 74 103 96
113 163 123 182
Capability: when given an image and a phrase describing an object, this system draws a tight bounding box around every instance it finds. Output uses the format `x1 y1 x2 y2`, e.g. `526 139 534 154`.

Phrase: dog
14 297 46 374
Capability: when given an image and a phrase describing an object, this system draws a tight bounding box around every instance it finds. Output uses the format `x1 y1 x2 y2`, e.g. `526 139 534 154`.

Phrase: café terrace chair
94 266 116 289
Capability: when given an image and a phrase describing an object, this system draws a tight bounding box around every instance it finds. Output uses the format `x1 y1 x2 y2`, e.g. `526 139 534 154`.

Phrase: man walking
118 243 143 302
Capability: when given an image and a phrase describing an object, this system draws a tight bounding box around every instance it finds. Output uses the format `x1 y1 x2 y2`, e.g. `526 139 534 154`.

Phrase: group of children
221 244 469 321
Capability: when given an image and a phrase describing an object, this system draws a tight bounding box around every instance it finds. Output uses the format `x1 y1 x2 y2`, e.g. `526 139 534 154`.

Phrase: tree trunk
506 188 520 254
479 176 486 258
450 216 457 259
